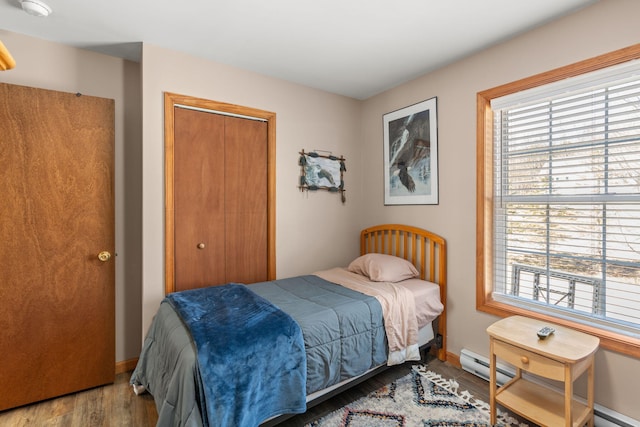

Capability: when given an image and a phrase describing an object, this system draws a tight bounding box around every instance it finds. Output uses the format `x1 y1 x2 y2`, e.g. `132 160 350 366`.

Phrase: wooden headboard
361 224 447 361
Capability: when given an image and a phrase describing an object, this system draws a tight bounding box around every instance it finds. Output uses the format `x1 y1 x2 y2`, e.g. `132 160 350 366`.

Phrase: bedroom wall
0 30 143 364
140 45 364 335
359 0 640 420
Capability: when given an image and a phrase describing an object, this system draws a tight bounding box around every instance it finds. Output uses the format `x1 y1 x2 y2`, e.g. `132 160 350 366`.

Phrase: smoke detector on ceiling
20 0 52 17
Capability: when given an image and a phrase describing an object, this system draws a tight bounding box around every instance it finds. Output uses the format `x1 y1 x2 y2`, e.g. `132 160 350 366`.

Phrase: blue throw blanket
166 283 307 427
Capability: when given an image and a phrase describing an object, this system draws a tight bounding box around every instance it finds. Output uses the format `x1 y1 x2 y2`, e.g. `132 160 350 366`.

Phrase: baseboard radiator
460 348 638 427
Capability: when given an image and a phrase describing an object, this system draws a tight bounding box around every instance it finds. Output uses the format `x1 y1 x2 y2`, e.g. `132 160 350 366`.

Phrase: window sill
478 297 640 359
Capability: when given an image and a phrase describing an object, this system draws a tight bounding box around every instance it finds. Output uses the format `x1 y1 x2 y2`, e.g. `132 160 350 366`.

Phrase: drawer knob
521 356 529 364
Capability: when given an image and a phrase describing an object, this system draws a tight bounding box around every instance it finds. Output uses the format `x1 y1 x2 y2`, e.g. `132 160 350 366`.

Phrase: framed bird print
298 150 346 203
383 97 438 205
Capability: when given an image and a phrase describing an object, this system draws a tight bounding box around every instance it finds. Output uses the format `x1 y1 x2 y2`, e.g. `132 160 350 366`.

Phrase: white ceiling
0 0 597 99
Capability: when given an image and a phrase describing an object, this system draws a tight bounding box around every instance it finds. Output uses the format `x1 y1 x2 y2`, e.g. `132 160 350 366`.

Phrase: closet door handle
197 243 205 249
98 251 111 262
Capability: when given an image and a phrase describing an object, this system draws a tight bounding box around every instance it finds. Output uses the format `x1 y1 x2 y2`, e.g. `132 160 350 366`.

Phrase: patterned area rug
305 365 528 427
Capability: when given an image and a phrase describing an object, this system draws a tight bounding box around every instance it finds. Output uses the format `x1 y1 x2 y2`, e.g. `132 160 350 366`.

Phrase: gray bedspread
130 275 387 426
251 275 387 393
131 302 205 427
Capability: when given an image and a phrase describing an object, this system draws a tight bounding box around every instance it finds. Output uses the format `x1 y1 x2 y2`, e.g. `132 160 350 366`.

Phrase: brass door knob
197 243 205 249
98 251 112 262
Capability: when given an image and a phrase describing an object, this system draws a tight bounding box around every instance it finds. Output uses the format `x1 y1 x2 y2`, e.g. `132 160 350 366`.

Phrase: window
477 44 640 357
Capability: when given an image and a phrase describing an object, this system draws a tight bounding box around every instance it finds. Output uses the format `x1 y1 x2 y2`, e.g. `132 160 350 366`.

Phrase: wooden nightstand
487 316 600 427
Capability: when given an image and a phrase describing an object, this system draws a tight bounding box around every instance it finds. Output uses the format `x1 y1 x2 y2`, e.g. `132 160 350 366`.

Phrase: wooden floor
0 372 158 427
0 355 533 426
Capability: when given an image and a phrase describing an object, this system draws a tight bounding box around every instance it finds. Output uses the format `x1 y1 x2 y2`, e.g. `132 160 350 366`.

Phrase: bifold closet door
173 107 268 291
224 116 268 284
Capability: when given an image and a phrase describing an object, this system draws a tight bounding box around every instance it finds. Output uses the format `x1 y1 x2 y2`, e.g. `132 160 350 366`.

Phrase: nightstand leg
587 359 595 427
489 340 497 425
564 366 573 427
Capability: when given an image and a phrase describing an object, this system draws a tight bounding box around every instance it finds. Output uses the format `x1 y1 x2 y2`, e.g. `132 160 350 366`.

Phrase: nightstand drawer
493 340 565 381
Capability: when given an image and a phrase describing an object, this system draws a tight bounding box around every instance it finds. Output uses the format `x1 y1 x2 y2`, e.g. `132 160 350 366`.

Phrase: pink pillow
347 253 419 282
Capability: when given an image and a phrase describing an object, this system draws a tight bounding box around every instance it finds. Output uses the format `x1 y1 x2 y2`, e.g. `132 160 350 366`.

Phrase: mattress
395 277 444 328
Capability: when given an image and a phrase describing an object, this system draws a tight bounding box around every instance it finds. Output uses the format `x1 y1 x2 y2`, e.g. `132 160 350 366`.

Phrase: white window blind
491 61 640 333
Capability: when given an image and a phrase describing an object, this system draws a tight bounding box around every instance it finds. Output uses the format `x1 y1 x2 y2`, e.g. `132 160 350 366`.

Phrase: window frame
476 43 640 358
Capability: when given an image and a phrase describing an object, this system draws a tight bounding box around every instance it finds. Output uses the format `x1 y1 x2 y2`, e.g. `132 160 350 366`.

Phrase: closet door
173 107 268 291
0 83 115 410
225 116 268 284
174 108 226 290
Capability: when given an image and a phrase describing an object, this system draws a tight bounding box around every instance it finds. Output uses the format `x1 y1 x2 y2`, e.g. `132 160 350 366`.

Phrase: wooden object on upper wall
165 93 276 293
0 40 16 70
0 83 115 410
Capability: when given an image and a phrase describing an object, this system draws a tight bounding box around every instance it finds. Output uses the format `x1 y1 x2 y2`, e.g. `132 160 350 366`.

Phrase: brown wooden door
174 108 226 289
173 107 268 291
224 116 268 284
0 83 115 411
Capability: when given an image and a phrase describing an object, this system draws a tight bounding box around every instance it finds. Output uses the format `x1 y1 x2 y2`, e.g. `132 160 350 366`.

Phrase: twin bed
131 224 447 427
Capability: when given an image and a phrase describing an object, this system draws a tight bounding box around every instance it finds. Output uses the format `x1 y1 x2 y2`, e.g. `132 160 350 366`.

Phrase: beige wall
0 30 143 363
360 0 640 419
140 45 365 335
